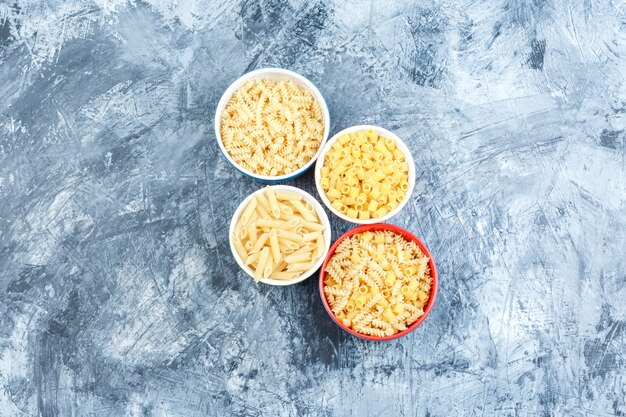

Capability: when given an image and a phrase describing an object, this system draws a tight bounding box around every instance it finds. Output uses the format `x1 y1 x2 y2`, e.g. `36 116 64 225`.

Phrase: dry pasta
319 129 409 220
221 79 324 176
323 230 432 337
233 186 327 282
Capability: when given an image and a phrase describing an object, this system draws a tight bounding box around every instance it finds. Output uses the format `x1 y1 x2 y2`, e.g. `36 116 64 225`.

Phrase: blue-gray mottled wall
0 1 624 416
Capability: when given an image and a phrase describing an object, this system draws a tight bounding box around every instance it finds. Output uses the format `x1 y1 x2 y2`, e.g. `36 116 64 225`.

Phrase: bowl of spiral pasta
215 68 330 181
319 224 437 340
314 125 416 224
230 185 332 285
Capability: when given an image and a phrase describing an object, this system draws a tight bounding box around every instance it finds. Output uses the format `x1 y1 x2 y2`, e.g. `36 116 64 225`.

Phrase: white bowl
215 68 331 182
229 185 332 286
314 125 416 225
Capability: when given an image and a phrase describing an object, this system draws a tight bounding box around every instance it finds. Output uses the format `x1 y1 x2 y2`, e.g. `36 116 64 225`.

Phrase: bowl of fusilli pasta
215 68 330 181
314 125 416 224
319 223 437 340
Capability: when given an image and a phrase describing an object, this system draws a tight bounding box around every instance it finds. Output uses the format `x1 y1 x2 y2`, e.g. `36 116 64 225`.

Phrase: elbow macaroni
323 230 432 337
320 129 409 220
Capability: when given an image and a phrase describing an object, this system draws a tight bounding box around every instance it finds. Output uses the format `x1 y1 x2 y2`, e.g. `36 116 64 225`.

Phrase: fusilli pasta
221 79 324 176
323 230 432 337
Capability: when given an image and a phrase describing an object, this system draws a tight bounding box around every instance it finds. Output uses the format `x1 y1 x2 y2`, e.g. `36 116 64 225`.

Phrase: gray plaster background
0 0 625 416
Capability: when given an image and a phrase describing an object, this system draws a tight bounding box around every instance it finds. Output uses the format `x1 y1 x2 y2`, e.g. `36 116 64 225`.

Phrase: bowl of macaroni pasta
215 68 331 182
319 223 437 340
314 125 416 224
229 185 332 286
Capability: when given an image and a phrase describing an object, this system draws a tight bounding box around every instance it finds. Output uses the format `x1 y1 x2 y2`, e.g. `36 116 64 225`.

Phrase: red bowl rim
318 223 438 341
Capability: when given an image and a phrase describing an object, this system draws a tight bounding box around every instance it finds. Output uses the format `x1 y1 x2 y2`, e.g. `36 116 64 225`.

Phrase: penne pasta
233 219 243 241
301 220 325 232
281 246 296 254
255 203 272 219
269 229 281 264
256 218 284 228
233 237 247 261
232 187 327 283
315 235 325 259
240 197 258 226
263 257 274 279
248 222 258 245
287 260 316 272
255 247 270 281
245 252 260 266
250 233 269 254
270 271 300 280
279 210 297 222
290 242 315 256
273 261 288 274
290 200 317 222
255 192 273 214
302 232 322 242
275 191 302 200
281 217 301 230
277 229 303 242
265 186 281 218
278 237 300 250
285 252 312 263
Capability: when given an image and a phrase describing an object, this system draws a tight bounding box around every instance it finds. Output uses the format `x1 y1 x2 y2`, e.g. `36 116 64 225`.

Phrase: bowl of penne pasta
215 68 330 182
229 185 332 285
319 223 437 340
314 125 416 224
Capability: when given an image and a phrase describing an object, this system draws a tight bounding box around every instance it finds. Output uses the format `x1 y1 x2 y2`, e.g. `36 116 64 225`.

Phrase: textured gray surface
1 0 625 416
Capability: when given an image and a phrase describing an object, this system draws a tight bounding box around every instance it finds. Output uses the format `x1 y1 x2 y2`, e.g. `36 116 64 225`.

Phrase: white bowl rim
214 68 331 182
314 125 416 225
228 185 332 286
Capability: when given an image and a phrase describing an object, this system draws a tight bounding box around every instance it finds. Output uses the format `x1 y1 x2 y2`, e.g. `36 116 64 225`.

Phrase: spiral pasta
220 79 324 176
323 230 432 337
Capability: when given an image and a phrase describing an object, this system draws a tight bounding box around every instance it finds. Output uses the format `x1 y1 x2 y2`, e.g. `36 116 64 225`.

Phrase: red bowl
319 223 438 341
